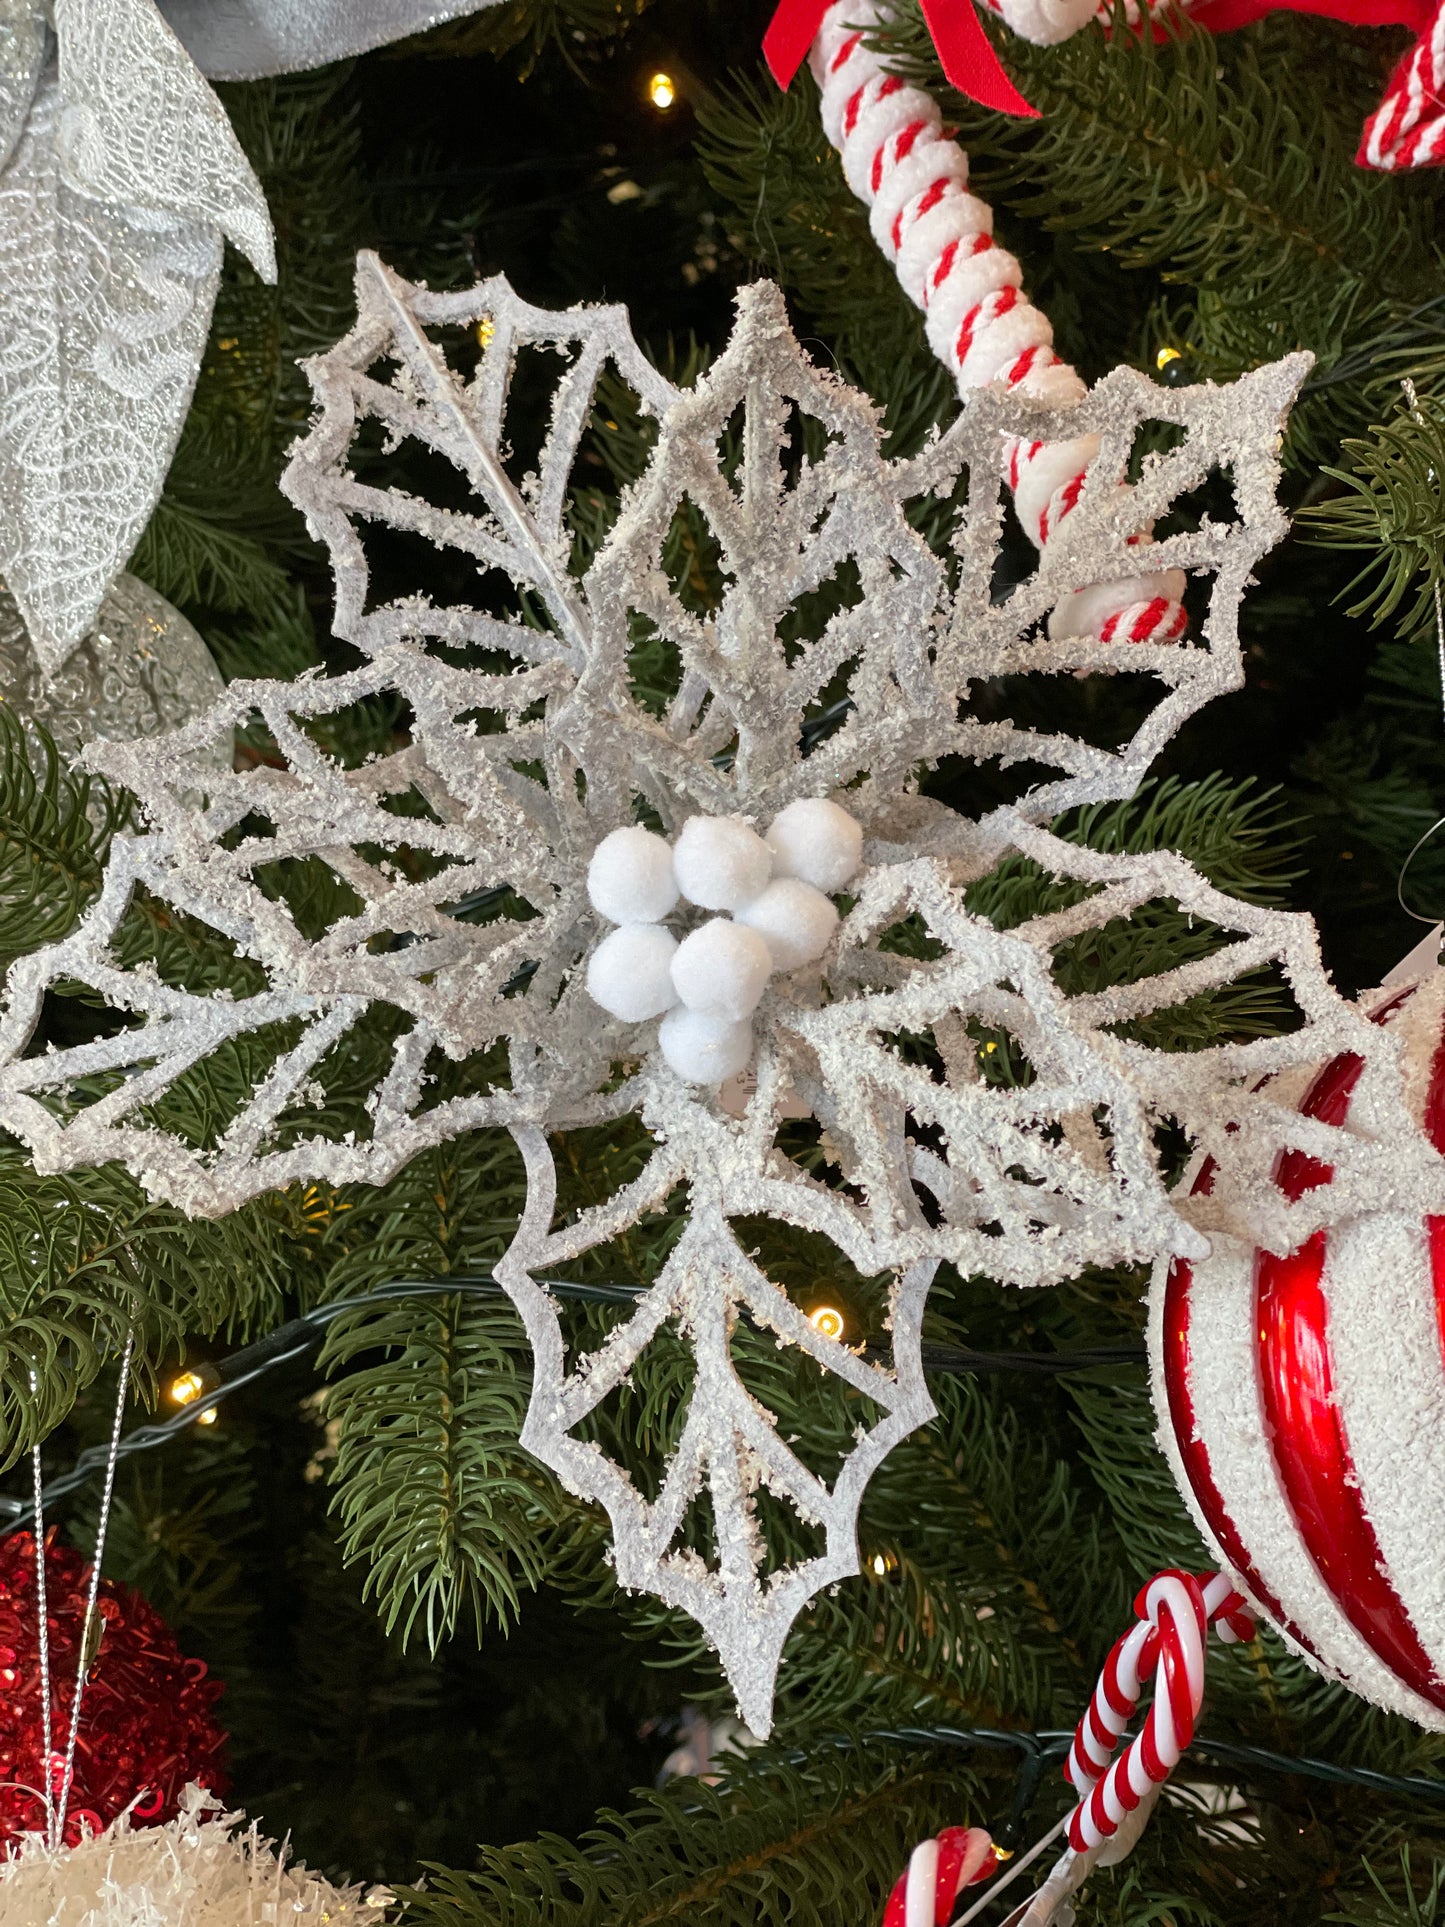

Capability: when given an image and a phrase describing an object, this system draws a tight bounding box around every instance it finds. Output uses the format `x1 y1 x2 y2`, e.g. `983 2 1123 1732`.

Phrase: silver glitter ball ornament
0 573 230 772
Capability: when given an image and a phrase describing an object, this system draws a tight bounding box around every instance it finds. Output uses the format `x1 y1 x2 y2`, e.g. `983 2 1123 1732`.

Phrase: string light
1155 345 1182 371
648 72 676 111
168 1371 207 1407
808 1304 845 1340
195 1408 218 1427
868 1551 898 1578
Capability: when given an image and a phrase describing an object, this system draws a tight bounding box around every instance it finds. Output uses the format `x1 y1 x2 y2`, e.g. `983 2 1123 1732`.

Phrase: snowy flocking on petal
0 0 275 674
0 257 1323 1727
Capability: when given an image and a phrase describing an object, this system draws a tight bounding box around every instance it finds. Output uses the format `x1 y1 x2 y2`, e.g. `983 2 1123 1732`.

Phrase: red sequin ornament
0 1530 227 1850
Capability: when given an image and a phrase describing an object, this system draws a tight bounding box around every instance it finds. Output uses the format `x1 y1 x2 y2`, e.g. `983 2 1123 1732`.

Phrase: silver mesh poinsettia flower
0 253 1356 1726
0 0 507 671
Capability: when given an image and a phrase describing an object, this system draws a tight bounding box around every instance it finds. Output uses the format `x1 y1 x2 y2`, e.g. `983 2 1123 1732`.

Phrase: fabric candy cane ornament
773 0 1445 173
1151 967 1445 1728
796 0 1191 655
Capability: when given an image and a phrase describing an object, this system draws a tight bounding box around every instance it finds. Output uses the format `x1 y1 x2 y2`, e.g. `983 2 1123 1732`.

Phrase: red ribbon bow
764 0 1445 166
763 0 1040 116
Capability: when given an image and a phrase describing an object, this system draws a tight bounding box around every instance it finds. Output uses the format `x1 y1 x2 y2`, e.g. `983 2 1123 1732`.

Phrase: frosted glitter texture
0 254 1331 1730
0 1785 388 1927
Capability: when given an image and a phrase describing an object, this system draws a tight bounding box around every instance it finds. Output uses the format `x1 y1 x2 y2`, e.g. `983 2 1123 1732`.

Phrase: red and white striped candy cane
1358 0 1445 171
1064 1569 1254 1853
882 1824 1000 1927
809 1 1189 649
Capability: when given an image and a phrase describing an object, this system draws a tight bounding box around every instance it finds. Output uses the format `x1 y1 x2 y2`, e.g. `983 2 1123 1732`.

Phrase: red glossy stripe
1253 1017 1445 1713
1161 1157 1310 1651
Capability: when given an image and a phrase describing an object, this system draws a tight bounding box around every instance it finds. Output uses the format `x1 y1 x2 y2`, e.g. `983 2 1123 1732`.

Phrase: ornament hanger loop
1396 815 1445 927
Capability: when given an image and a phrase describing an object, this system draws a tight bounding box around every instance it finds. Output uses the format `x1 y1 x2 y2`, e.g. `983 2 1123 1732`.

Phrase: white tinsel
0 1786 390 1927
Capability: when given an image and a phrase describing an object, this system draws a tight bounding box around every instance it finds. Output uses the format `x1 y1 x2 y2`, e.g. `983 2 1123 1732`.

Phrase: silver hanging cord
27 1372 54 1847
50 1337 133 1851
1393 381 1445 932
1396 814 1445 927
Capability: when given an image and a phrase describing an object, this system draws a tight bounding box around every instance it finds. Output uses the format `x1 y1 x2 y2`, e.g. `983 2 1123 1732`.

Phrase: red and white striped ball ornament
1150 968 1445 1728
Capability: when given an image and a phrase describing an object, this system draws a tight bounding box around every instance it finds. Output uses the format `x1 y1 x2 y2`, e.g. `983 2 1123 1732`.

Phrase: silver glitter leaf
0 258 1340 1727
0 71 228 675
0 0 276 671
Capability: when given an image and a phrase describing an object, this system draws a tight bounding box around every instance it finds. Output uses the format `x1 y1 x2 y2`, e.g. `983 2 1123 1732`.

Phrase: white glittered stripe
1146 1244 1445 1727
1326 1213 1445 1687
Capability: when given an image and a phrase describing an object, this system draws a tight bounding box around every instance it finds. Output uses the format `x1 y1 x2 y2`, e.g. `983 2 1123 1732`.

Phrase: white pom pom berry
587 826 679 925
586 924 679 1022
735 878 839 971
670 918 773 1021
658 1007 753 1084
673 815 772 912
765 798 862 893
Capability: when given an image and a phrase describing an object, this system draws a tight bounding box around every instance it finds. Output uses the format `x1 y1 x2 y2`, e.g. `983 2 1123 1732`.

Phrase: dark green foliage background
5 0 1445 1919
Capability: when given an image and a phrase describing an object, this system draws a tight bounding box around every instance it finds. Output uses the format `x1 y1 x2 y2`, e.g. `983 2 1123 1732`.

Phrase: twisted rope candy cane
1064 1569 1254 1853
810 0 1189 647
1359 0 1445 170
882 1823 999 1927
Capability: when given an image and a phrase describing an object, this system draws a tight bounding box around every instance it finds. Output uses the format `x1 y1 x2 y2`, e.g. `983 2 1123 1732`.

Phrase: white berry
658 1008 753 1084
736 878 839 970
670 918 773 1020
586 924 679 1022
587 826 679 924
765 798 863 892
672 815 772 911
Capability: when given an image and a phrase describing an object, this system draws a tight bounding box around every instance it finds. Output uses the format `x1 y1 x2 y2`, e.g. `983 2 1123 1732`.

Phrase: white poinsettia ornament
0 253 1388 1732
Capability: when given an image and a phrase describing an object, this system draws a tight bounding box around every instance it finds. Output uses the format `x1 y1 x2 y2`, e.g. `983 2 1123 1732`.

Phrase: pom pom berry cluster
585 798 863 1084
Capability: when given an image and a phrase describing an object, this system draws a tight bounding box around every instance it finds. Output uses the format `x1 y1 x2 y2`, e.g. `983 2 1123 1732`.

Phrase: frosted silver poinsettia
0 254 1338 1726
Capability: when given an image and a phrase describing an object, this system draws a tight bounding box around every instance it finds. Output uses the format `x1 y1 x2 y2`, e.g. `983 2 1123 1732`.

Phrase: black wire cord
0 1273 1141 1528
8 1279 1437 1814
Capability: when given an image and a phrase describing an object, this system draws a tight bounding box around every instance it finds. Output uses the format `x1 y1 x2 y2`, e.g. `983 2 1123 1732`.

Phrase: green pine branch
318 1140 553 1646
404 1744 983 1927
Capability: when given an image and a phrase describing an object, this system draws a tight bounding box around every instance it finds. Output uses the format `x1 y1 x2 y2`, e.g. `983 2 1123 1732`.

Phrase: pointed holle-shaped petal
53 0 276 279
0 72 223 672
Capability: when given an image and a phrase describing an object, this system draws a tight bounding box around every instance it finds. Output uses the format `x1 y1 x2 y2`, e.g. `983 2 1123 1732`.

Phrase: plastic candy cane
1063 1569 1253 1853
994 1571 1255 1927
803 0 1189 649
882 1824 1000 1927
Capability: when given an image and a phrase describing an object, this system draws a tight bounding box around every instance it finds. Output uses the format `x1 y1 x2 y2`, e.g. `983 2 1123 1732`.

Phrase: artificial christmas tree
0 0 1443 1922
